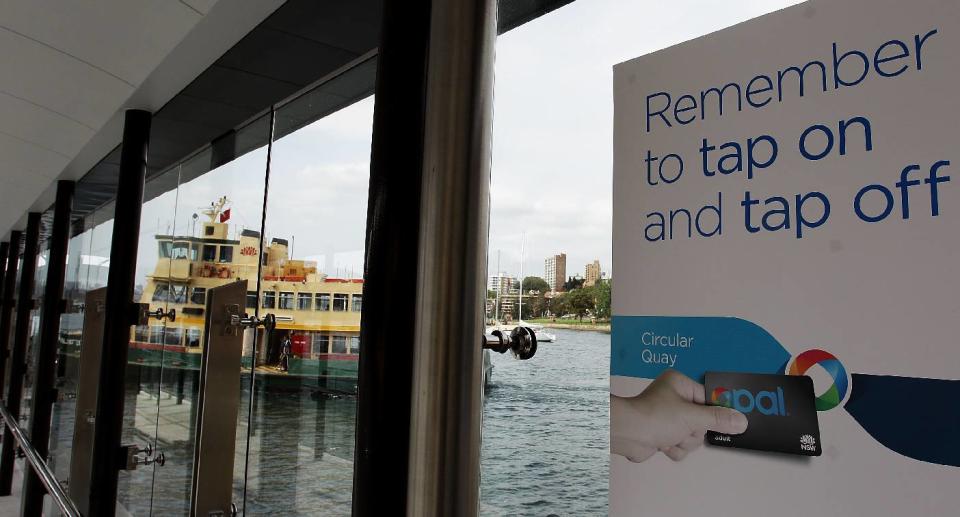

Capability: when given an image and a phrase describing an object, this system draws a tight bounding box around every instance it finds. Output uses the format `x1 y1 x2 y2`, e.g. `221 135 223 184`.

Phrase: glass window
349 336 360 354
150 325 164 344
247 291 259 309
315 293 330 311
152 282 170 302
163 327 183 346
172 241 190 259
191 287 207 305
191 244 200 261
158 241 173 258
278 292 294 310
297 293 312 310
333 293 348 312
351 294 362 312
219 246 234 263
331 335 347 354
186 328 202 347
312 334 329 356
171 284 188 304
262 291 276 309
202 245 217 262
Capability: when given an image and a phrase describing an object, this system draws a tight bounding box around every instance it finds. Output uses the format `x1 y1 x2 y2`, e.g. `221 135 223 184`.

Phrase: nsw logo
711 386 787 416
799 434 817 452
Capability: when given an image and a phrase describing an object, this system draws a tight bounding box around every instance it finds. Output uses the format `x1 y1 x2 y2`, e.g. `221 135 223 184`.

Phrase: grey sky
124 0 802 289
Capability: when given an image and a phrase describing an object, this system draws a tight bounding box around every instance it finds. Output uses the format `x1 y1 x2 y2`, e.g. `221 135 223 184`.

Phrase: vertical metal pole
0 212 42 495
0 231 23 393
406 0 497 515
0 243 7 307
22 181 75 515
352 0 432 514
88 109 151 517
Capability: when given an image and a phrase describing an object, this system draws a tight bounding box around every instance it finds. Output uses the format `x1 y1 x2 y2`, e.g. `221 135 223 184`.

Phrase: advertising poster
611 0 960 515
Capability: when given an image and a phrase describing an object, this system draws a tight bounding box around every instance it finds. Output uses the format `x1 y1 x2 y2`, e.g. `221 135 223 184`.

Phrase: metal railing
0 402 82 517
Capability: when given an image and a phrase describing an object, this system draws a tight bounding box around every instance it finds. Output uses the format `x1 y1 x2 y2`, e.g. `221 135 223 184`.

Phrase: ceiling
0 0 573 243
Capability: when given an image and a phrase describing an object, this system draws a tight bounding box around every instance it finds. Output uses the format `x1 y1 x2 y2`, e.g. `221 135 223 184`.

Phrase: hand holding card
611 369 748 462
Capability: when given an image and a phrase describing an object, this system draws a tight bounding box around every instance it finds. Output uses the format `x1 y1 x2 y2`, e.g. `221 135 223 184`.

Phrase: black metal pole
0 231 22 393
22 181 75 515
352 0 432 514
0 212 42 495
88 109 151 517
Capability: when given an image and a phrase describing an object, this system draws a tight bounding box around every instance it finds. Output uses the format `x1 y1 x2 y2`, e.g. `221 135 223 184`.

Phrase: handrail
0 402 82 517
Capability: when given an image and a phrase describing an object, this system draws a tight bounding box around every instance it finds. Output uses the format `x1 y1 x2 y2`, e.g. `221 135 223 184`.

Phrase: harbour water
47 328 609 515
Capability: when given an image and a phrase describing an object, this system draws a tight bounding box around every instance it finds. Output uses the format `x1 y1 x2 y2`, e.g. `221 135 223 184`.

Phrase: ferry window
246 291 258 309
191 287 207 305
150 325 165 344
164 327 183 346
172 242 190 259
202 245 217 262
219 246 234 263
297 293 312 310
315 293 330 311
158 241 173 258
205 225 214 236
312 334 329 356
351 294 362 312
279 291 294 310
331 335 347 354
333 293 348 312
171 284 188 304
190 244 199 261
349 336 360 354
262 291 276 309
152 282 170 302
186 328 202 347
134 326 149 343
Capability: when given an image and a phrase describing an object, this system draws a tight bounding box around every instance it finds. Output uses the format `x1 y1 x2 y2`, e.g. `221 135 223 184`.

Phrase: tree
594 279 611 320
519 276 550 294
563 276 585 291
548 292 569 318
567 288 594 322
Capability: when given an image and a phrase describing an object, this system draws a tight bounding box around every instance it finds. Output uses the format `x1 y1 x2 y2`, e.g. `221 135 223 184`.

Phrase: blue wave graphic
844 374 960 467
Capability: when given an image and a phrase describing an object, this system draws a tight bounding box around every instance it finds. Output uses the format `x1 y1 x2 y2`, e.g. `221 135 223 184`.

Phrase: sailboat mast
495 250 502 324
518 232 525 322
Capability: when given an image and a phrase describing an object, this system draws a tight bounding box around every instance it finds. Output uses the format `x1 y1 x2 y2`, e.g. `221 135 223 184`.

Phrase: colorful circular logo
711 387 732 407
787 349 848 411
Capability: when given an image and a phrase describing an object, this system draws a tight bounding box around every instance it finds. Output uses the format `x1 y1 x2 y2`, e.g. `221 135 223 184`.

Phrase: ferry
128 198 362 391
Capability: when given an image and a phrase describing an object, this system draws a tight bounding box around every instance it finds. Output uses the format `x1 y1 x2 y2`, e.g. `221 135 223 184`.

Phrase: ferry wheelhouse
130 200 362 386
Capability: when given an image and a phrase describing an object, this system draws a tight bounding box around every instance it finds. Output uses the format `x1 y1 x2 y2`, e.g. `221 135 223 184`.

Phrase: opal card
705 371 821 456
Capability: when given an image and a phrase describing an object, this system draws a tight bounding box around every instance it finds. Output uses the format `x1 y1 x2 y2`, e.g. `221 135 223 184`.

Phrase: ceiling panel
0 0 203 85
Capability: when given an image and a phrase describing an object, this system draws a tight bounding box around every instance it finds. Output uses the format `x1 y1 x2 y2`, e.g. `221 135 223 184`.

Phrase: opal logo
711 386 787 416
787 349 848 411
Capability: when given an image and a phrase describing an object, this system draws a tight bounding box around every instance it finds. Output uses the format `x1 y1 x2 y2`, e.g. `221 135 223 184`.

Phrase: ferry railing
0 401 82 517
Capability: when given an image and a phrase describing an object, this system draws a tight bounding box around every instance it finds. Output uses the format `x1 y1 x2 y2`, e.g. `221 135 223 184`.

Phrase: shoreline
533 321 611 334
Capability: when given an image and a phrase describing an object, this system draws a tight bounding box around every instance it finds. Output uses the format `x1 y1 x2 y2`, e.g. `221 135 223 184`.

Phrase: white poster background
612 0 959 515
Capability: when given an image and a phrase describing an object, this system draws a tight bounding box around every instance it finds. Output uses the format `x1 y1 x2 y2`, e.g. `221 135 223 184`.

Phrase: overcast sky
126 0 804 288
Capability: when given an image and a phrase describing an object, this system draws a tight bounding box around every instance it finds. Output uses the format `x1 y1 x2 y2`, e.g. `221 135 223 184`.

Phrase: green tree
548 292 569 318
594 279 611 319
519 276 550 294
567 287 594 321
563 276 585 291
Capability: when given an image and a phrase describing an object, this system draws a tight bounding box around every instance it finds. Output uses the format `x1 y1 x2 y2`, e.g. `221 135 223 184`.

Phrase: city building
544 253 567 292
585 260 602 287
488 272 516 294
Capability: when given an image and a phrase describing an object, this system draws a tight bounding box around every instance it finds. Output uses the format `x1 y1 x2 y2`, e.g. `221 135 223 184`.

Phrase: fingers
687 404 748 435
659 369 706 404
663 446 688 461
677 432 703 452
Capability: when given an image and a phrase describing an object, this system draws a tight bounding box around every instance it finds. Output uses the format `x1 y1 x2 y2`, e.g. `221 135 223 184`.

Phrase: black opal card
705 371 821 456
